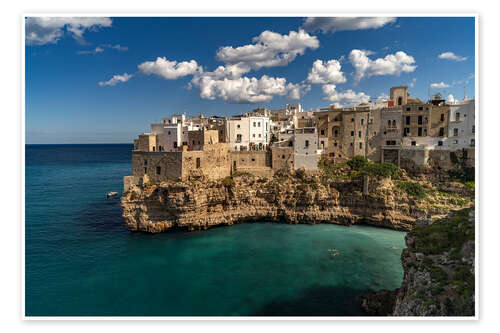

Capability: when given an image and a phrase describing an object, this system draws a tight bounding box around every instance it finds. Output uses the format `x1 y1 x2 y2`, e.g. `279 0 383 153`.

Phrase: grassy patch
397 181 426 199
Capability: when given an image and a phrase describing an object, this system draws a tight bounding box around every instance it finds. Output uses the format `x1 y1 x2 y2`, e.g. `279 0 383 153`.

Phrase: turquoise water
25 144 406 316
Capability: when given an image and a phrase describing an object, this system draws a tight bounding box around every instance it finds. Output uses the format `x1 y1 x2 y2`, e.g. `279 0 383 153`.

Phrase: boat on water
106 191 118 198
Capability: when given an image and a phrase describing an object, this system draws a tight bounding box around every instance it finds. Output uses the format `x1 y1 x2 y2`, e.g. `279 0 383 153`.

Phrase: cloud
103 44 128 51
26 17 112 45
98 73 132 86
349 49 417 82
409 78 417 88
138 57 202 80
447 94 456 103
215 29 319 75
303 17 396 33
306 59 346 84
76 46 104 55
321 84 370 106
430 82 450 89
190 74 299 104
377 93 390 101
438 52 467 62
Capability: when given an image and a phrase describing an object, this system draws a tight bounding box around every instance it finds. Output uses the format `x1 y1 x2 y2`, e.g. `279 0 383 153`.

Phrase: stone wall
132 151 183 182
231 151 271 171
271 146 294 172
182 143 230 180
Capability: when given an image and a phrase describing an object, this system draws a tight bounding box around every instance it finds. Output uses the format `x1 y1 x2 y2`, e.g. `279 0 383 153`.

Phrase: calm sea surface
25 144 406 316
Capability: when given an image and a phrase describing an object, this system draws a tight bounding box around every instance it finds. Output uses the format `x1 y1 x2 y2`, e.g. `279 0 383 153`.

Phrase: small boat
106 191 118 198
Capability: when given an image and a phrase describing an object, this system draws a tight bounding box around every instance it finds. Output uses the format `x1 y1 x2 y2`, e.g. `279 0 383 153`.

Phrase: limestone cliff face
362 207 475 316
120 173 470 233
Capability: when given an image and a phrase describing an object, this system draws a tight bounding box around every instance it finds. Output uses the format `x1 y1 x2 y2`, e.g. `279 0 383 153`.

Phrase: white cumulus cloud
26 17 112 45
349 49 417 82
138 57 202 80
447 94 456 103
190 74 299 104
306 59 346 84
216 29 319 75
76 46 104 55
430 82 450 89
438 52 467 62
98 73 132 86
303 17 396 33
321 84 370 106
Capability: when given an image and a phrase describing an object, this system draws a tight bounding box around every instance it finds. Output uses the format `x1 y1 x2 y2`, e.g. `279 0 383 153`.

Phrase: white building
276 127 319 171
150 114 201 151
225 116 271 151
447 99 475 150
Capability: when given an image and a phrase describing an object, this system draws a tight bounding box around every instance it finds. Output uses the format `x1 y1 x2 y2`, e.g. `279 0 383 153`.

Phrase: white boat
106 191 118 198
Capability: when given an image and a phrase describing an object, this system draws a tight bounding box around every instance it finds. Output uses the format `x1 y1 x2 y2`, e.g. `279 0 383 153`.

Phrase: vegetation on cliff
363 207 475 316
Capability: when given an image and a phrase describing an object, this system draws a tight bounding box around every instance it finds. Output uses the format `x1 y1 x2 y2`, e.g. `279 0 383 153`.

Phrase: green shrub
295 168 306 179
397 181 426 199
347 156 369 171
232 171 253 178
362 162 401 179
222 177 235 188
465 181 475 189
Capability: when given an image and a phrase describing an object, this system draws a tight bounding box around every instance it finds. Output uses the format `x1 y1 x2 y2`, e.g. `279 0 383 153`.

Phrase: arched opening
397 97 403 105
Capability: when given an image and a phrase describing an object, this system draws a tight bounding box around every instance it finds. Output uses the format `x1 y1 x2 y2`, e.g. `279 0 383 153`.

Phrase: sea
25 144 407 316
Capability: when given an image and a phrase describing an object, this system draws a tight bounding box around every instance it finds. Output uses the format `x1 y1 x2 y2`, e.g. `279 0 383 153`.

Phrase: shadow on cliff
250 285 372 316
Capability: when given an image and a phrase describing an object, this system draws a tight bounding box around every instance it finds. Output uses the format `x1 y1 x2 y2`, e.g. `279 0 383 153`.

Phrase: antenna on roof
463 85 467 101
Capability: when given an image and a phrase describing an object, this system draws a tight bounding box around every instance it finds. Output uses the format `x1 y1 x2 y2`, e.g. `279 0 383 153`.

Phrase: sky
25 16 475 144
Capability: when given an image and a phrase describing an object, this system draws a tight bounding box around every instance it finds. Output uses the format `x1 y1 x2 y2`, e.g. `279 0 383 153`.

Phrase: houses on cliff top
127 86 475 186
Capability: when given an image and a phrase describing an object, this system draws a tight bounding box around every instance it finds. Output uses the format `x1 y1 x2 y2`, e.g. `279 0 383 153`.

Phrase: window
406 107 411 111
350 142 353 147
144 167 147 173
439 127 444 137
168 131 171 135
358 131 362 138
387 120 391 126
359 142 362 149
253 122 256 127
236 134 242 143
321 140 324 148
196 157 201 169
334 129 338 137
350 131 354 136
418 127 422 136
361 119 364 125
406 116 411 125
438 141 443 146
392 120 396 127
453 140 458 144
152 147 155 152
351 118 354 122
471 139 475 146
424 128 427 135
454 128 459 136
305 140 309 147
456 112 460 121
237 124 240 129
173 142 178 148
472 125 475 133
156 166 161 175
252 134 256 138
282 155 285 159
320 129 325 135
251 158 255 162
440 114 445 122
386 140 396 146
182 141 187 146
258 134 261 138
334 142 338 147
398 97 403 105
418 106 423 111
404 127 410 136
411 141 416 146
418 116 423 125
258 122 261 127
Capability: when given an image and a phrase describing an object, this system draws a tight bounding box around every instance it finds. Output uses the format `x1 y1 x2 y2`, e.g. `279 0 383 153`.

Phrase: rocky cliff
120 170 473 234
362 207 475 316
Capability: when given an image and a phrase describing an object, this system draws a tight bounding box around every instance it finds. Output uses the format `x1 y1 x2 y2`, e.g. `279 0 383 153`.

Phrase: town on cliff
120 84 476 316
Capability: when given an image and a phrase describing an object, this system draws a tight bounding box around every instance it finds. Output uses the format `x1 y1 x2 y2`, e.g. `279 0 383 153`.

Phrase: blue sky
25 16 475 144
